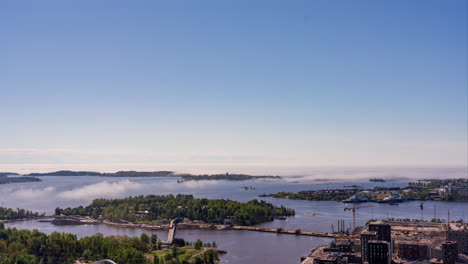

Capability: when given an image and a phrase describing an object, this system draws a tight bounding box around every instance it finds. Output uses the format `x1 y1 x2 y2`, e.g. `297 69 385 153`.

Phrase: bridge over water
93 260 117 264
231 226 355 238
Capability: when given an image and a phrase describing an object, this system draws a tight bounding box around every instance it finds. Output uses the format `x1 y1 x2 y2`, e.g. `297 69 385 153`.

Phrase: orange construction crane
344 205 375 231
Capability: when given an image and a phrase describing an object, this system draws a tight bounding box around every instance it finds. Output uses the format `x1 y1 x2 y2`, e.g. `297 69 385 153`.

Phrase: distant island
26 170 173 177
21 170 281 181
177 173 281 181
0 175 41 184
263 178 468 202
0 172 20 176
369 178 386 182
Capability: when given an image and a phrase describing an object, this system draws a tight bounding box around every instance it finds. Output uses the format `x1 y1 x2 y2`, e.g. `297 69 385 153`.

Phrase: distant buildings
451 187 468 200
301 220 468 264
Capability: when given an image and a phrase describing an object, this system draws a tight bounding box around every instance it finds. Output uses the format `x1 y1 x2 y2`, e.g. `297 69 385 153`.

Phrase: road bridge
93 260 117 264
231 226 356 239
167 219 177 243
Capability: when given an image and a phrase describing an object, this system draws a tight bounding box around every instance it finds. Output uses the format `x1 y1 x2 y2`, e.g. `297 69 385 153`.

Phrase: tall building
447 229 468 254
361 231 377 263
441 240 458 264
368 240 391 264
368 223 391 242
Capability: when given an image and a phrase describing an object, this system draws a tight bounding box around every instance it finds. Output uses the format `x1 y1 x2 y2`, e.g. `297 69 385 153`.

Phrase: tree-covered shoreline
0 226 220 264
0 207 44 221
55 194 295 226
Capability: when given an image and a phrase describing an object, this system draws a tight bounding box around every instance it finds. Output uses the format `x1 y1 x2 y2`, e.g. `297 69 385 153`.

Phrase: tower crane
344 205 375 231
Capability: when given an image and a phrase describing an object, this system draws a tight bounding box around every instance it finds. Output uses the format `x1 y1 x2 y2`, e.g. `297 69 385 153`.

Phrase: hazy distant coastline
13 170 282 181
0 174 41 184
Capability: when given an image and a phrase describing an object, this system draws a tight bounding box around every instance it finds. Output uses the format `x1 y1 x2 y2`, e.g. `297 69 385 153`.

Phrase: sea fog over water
1 166 467 214
2 166 468 264
2 164 466 179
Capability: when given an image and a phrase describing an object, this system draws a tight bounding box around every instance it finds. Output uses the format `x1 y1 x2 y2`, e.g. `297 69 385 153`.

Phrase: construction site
300 208 468 264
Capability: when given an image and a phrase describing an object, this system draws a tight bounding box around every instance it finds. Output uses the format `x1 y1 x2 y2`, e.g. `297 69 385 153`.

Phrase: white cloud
11 186 56 199
57 180 143 200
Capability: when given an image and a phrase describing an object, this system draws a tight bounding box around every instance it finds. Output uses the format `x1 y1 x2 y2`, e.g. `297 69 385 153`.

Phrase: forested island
55 194 295 226
0 225 221 264
0 207 44 221
263 178 468 202
177 173 280 181
22 170 281 181
0 175 41 184
264 190 354 201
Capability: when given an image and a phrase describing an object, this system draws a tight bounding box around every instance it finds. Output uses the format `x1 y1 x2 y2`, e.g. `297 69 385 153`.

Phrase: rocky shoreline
51 216 233 231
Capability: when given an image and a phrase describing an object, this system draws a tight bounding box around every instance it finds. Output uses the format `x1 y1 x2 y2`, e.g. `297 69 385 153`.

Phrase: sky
1 0 467 173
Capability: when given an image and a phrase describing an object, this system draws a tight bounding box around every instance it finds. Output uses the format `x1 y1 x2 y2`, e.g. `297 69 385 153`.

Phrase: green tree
194 240 203 250
140 233 150 244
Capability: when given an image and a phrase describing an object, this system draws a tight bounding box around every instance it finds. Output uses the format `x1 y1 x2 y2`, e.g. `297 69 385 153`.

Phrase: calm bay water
2 174 468 264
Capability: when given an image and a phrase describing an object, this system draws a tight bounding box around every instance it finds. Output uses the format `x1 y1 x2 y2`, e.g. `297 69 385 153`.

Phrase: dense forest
268 191 353 201
55 194 295 226
178 174 280 181
0 225 218 264
0 208 43 221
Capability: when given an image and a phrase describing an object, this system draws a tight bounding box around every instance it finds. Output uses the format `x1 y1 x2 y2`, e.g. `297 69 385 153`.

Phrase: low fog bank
0 164 465 181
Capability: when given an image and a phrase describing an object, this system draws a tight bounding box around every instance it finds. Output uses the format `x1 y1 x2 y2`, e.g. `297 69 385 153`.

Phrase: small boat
305 213 317 216
276 216 287 220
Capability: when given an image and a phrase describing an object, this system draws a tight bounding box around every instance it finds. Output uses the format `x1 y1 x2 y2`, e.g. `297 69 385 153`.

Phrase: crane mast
344 205 375 231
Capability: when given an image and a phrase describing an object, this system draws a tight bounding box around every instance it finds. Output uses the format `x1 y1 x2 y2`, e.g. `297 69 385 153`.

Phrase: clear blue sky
1 0 467 171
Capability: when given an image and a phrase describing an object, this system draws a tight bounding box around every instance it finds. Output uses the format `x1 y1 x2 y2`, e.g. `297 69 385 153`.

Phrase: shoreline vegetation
0 170 282 181
262 178 468 202
0 224 222 264
0 207 45 221
54 194 295 226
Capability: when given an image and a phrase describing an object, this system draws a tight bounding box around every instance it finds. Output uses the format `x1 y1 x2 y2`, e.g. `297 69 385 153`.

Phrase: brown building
447 229 468 254
441 241 458 264
395 241 430 260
